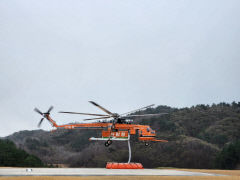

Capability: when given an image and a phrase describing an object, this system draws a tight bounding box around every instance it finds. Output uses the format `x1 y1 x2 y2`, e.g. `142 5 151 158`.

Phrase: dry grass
0 169 240 180
1 176 240 180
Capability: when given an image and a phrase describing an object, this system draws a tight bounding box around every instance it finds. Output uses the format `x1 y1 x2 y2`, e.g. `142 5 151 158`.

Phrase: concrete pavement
0 168 223 176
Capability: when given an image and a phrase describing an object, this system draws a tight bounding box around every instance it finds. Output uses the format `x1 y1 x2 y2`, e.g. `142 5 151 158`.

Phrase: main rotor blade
59 111 108 116
83 116 111 121
89 101 114 116
34 108 43 115
122 113 168 119
38 118 44 128
47 106 53 114
120 104 155 116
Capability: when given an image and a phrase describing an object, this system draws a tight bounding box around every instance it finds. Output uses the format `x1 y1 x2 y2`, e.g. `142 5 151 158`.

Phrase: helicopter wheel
107 140 112 145
145 142 149 146
105 142 110 147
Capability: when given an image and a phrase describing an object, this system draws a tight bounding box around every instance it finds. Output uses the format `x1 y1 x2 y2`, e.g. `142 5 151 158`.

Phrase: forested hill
0 139 44 167
136 102 240 147
4 102 240 169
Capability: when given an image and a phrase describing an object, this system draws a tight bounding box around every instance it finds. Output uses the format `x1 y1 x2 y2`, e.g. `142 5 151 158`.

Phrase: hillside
4 102 240 168
0 139 44 167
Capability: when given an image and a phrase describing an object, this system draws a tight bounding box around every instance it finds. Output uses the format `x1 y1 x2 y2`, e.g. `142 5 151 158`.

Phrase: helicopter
34 101 168 147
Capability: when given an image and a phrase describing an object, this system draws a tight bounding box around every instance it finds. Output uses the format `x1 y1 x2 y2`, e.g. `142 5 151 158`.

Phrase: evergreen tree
0 139 44 167
215 141 240 169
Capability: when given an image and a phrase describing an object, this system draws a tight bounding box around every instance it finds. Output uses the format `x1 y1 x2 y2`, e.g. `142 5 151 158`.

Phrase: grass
0 169 240 180
1 176 240 180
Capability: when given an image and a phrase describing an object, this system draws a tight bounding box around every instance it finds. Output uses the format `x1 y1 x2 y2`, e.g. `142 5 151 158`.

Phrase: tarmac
0 168 223 176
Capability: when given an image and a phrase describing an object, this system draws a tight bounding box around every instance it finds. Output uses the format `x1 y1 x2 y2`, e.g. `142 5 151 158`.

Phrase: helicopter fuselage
46 114 167 143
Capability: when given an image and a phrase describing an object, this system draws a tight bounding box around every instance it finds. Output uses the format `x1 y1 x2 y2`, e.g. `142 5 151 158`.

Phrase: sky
0 0 240 136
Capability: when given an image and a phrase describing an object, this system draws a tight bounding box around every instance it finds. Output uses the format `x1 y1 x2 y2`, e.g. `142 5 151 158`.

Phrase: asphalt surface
0 168 223 176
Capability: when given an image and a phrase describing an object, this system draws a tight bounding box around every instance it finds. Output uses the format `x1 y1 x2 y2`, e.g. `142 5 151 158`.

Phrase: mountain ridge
4 102 240 168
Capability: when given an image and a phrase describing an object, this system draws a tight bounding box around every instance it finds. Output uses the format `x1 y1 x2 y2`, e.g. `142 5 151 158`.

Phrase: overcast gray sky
0 0 240 136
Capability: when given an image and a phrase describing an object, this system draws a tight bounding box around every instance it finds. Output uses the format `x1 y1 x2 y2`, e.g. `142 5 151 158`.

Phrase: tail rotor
46 106 53 114
34 106 54 128
38 118 44 128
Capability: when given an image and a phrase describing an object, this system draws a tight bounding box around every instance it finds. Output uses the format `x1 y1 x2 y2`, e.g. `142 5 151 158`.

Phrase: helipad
0 168 223 176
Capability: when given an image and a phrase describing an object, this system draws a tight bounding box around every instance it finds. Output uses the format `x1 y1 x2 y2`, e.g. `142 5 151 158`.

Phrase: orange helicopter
34 101 168 147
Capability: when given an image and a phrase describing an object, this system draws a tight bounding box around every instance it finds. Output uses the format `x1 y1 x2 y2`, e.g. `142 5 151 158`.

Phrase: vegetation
4 102 240 169
215 141 240 169
0 175 240 180
0 139 44 167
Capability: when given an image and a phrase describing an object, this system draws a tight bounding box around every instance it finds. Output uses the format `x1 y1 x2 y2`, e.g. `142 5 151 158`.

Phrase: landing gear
105 140 112 147
105 141 110 147
145 142 149 146
107 140 112 145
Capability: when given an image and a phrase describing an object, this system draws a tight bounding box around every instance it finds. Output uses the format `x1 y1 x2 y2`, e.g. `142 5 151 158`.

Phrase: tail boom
45 114 58 127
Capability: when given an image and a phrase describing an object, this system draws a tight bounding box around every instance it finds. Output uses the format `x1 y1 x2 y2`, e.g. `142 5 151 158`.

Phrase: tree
0 139 44 167
215 141 240 169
